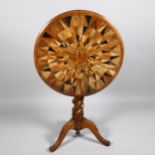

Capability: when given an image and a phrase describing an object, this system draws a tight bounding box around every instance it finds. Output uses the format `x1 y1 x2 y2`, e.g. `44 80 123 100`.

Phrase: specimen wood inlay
34 10 124 96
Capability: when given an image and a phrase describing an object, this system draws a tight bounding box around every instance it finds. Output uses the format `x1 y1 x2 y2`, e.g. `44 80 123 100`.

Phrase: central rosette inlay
70 47 89 66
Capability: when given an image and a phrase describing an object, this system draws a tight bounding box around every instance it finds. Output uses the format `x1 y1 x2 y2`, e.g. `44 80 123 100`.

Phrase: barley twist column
72 96 84 135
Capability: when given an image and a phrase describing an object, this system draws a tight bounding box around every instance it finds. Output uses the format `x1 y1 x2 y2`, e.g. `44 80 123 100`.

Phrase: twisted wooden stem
72 96 84 134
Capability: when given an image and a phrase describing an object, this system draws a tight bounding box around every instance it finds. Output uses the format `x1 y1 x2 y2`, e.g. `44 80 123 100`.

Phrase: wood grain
34 10 124 96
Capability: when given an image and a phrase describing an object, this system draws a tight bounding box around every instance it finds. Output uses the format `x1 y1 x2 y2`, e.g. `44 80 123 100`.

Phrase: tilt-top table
34 10 124 152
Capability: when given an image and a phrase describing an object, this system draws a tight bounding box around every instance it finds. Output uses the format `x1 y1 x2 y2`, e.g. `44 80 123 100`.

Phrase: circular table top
34 10 124 96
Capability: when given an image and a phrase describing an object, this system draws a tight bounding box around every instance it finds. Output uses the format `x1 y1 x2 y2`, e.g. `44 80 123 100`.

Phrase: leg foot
82 118 111 146
49 119 74 152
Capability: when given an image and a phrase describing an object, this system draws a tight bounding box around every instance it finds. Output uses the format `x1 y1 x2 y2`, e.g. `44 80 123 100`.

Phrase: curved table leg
82 118 111 146
49 119 74 152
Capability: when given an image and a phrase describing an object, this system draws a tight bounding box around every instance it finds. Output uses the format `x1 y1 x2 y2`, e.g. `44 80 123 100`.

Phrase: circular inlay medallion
34 10 124 96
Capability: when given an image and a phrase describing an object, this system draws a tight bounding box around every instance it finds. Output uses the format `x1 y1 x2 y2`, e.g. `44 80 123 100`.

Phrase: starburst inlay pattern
34 10 124 96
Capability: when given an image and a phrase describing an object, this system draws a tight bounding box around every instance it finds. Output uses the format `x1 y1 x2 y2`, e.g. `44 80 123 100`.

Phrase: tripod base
49 96 110 152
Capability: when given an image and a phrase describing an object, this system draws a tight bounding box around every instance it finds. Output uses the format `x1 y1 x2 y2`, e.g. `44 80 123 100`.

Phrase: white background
0 0 155 155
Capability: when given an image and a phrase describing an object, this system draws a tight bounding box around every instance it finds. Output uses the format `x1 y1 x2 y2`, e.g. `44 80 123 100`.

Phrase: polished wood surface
34 10 124 97
49 96 110 152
